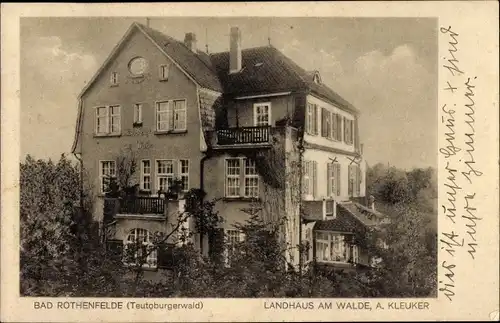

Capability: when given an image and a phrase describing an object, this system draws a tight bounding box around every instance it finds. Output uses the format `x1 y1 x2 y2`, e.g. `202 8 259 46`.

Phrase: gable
79 22 221 99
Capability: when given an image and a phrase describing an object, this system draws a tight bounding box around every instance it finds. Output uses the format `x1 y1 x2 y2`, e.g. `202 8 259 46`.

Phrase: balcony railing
216 126 271 146
115 197 165 215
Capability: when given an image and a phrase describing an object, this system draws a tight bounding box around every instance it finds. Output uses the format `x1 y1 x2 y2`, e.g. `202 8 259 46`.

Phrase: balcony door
253 102 271 127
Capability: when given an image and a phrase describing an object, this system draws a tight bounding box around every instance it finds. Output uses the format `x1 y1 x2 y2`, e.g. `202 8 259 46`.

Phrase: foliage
20 154 126 296
366 163 437 208
363 163 438 297
21 152 437 298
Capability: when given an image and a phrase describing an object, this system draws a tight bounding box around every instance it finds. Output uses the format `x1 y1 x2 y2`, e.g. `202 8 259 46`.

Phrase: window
302 160 317 198
344 118 354 145
225 157 259 198
156 100 187 132
244 158 259 197
134 104 143 125
352 245 359 263
331 113 343 141
348 164 362 197
330 234 347 262
140 160 151 191
96 107 109 134
321 108 332 138
327 162 341 197
156 160 174 193
225 229 245 265
173 100 187 131
315 231 353 263
95 106 121 135
99 161 116 193
156 101 171 132
159 64 170 81
110 106 121 133
124 228 157 268
110 72 118 86
225 159 240 197
254 102 271 126
179 159 189 192
325 199 334 217
306 103 318 135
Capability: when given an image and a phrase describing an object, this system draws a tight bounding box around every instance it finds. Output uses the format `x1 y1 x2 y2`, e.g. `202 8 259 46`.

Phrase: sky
20 17 437 170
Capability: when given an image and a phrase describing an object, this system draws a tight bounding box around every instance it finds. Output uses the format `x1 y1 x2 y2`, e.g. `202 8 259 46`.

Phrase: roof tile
137 23 222 92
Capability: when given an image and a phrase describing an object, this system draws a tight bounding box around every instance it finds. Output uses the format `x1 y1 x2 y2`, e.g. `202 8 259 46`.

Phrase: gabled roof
78 22 222 99
313 201 389 233
137 24 222 92
340 202 387 227
314 205 362 233
209 46 306 97
209 46 358 113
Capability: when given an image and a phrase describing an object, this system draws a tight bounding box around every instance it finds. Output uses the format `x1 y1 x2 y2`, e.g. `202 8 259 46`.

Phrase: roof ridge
209 45 274 56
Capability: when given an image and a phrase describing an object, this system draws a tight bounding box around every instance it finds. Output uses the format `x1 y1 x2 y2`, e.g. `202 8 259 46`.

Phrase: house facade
72 22 380 271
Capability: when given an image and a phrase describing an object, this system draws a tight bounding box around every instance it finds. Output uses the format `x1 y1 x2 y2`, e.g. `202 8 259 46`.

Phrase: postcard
1 2 498 322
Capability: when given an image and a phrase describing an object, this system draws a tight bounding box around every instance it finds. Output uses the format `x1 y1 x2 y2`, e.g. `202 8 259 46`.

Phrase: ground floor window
315 231 358 264
124 228 157 268
225 229 245 266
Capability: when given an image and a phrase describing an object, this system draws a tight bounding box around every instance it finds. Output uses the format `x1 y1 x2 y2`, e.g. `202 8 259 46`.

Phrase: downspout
199 148 213 194
198 148 213 256
297 133 305 277
73 152 84 211
72 98 84 210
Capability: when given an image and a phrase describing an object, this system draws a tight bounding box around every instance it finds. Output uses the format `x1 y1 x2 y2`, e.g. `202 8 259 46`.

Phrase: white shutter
312 161 317 198
327 163 332 196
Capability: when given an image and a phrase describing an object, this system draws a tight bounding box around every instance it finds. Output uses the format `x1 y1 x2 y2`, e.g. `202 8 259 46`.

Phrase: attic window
110 72 118 86
313 72 322 84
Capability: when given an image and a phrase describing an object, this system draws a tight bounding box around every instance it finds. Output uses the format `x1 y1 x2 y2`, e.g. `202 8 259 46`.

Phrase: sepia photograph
19 16 439 299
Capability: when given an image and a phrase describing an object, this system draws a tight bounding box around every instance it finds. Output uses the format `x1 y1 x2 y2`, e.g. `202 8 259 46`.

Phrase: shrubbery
20 156 437 297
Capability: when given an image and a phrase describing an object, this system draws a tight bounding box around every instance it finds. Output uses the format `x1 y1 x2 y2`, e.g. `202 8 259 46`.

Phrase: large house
71 22 385 271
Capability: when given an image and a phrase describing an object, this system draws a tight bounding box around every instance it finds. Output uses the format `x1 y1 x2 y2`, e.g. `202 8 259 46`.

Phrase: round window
129 57 148 76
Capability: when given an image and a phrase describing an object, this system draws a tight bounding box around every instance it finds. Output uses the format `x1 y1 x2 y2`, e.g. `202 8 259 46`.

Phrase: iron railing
216 126 271 145
116 197 165 215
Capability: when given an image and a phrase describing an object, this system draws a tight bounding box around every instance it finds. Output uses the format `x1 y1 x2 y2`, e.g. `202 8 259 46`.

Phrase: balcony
212 126 272 148
104 197 165 220
119 197 165 214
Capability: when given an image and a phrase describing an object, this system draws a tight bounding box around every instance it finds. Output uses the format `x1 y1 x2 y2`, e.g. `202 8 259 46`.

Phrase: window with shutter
337 115 343 141
348 165 353 196
313 105 319 134
321 108 328 137
335 164 341 196
327 163 333 196
355 165 362 196
326 110 331 139
343 117 348 143
312 161 318 198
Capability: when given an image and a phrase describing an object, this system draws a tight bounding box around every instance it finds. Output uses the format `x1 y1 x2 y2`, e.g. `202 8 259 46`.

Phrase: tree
354 202 437 297
20 154 126 296
20 155 79 295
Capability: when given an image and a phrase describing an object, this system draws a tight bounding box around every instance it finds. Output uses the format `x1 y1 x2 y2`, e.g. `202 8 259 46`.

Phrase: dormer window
313 71 322 84
325 199 335 217
110 72 118 86
159 64 170 81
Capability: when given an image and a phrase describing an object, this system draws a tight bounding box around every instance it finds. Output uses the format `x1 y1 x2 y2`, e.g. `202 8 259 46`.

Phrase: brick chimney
229 27 242 74
184 32 197 53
